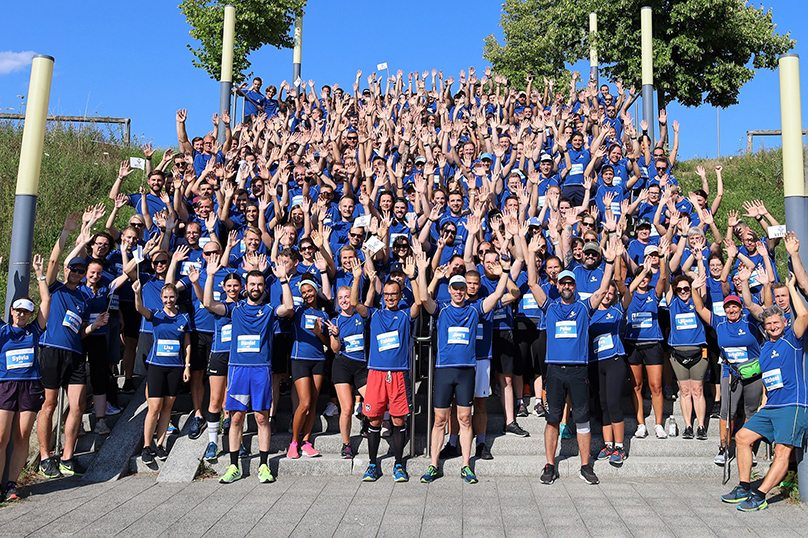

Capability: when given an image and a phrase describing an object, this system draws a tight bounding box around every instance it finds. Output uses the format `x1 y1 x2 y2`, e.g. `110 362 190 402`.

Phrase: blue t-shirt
625 289 663 342
290 306 329 361
589 304 626 361
668 296 706 347
0 322 44 381
711 313 761 378
334 312 368 362
226 300 276 367
435 301 485 368
760 327 807 408
42 283 89 354
146 310 190 367
541 297 594 365
366 307 413 371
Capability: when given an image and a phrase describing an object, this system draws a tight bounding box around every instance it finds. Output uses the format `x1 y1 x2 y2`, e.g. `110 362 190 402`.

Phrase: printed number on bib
675 313 698 331
155 339 181 357
447 326 470 345
62 310 82 334
376 331 400 352
763 368 784 390
555 320 577 338
345 334 364 353
6 348 35 370
237 335 261 353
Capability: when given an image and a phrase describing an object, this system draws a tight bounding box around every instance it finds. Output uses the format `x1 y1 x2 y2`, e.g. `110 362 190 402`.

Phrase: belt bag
736 358 762 380
672 347 702 368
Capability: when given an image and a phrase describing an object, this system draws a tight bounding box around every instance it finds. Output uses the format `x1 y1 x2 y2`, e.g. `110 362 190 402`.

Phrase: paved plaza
0 473 807 537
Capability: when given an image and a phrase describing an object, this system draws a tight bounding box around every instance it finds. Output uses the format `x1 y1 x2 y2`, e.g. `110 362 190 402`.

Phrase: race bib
213 291 222 301
180 261 202 276
293 296 304 307
570 163 584 176
477 323 484 341
763 368 784 390
447 326 470 345
521 294 538 311
291 194 304 207
199 237 211 248
376 331 400 352
62 310 82 334
345 334 364 353
304 315 318 330
749 269 761 288
578 292 592 300
237 335 261 353
725 347 748 364
555 320 576 339
221 324 232 343
675 312 698 331
108 294 119 311
538 195 546 208
155 339 180 357
609 201 621 216
6 348 35 370
596 334 614 352
493 308 507 320
631 312 653 329
712 303 726 317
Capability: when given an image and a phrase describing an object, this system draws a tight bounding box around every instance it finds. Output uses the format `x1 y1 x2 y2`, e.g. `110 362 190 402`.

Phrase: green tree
484 0 794 108
180 0 306 84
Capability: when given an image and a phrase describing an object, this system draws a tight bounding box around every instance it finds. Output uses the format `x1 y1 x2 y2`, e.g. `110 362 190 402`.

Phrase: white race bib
6 348 35 370
521 294 538 310
631 312 653 329
712 303 726 317
221 324 232 343
345 334 364 353
376 331 400 352
62 310 82 334
477 323 484 341
596 334 614 352
763 368 784 390
447 326 470 345
675 312 698 331
555 320 577 339
155 339 181 357
237 334 261 353
570 163 584 176
725 347 748 364
304 315 318 330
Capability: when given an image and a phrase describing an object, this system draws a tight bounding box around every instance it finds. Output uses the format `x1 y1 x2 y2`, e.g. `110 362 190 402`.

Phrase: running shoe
269 417 276 435
341 443 354 459
540 463 559 485
476 443 493 460
696 426 708 440
204 442 219 462
714 446 727 466
737 491 768 511
634 424 648 438
322 402 339 417
753 453 758 467
533 400 546 417
721 484 751 503
439 442 459 459
354 402 363 418
219 464 242 484
779 470 798 489
655 424 668 439
609 447 627 467
238 442 249 457
300 441 321 457
420 465 441 483
579 464 599 485
154 445 169 461
105 402 122 416
460 465 478 484
94 418 111 436
504 421 530 437
287 441 300 459
710 401 721 419
222 417 231 435
4 482 19 501
681 426 694 439
257 464 275 483
167 424 178 436
381 420 392 437
360 417 369 438
393 464 409 482
362 463 382 482
597 446 614 460
141 447 155 465
516 401 529 418
188 416 204 440
59 458 85 477
560 423 572 439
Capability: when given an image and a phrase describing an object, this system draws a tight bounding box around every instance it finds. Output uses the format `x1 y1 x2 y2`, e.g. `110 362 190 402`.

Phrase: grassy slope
0 123 793 309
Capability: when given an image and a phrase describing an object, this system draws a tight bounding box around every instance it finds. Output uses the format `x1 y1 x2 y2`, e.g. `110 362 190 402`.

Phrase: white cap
449 275 467 287
11 299 35 312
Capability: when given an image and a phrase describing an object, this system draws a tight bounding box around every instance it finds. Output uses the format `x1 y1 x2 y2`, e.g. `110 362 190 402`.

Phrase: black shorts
332 355 368 387
626 341 664 366
0 380 45 412
40 346 86 389
492 330 521 376
119 302 142 339
208 352 229 376
291 359 327 381
433 366 475 408
273 333 293 374
515 321 547 378
658 310 671 351
135 333 154 372
146 364 183 398
191 332 213 372
545 364 590 424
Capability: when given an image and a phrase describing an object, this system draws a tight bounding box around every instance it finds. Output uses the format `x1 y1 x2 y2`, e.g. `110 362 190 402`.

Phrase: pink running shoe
300 441 321 457
287 441 300 459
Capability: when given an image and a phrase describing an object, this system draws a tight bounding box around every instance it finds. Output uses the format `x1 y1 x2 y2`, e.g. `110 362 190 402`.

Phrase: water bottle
668 416 679 437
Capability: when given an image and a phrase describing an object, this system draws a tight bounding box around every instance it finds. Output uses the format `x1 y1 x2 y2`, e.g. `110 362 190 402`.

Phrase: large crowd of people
1 67 806 512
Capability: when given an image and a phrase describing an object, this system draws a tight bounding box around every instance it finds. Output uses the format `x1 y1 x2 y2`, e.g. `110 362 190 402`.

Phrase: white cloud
0 51 36 75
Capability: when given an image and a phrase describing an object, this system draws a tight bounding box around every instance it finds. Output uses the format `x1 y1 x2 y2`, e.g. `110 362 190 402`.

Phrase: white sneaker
322 402 339 417
354 402 363 418
752 453 757 467
381 420 392 437
94 418 110 435
106 402 122 416
634 424 648 438
655 424 668 439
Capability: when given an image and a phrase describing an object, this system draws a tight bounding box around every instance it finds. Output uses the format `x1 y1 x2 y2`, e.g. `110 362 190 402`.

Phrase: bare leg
430 408 449 467
37 388 59 460
457 406 473 467
62 384 87 460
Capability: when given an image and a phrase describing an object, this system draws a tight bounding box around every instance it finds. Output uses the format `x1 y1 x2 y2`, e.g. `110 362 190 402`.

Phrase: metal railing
0 113 131 145
746 129 808 154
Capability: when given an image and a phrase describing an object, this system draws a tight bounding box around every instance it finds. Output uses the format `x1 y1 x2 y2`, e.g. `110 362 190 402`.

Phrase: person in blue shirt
235 77 268 119
722 272 808 512
418 256 510 485
133 279 191 464
350 257 421 483
526 238 617 486
0 255 50 501
202 256 294 484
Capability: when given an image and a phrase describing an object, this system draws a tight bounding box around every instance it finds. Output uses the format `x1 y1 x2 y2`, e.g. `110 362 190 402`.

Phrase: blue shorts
225 365 272 412
744 405 808 447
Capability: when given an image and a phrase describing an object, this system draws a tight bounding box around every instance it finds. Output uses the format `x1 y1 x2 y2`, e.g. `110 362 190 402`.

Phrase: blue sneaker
393 464 409 482
420 464 441 483
460 465 478 484
239 442 249 458
560 424 572 439
721 485 751 504
222 417 231 435
188 417 204 440
737 491 768 511
166 424 178 436
204 442 218 462
362 463 382 482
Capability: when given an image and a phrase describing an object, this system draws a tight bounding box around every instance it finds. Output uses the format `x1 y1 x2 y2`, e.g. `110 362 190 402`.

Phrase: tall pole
218 4 236 145
780 53 807 243
716 108 721 158
641 6 655 145
293 13 303 95
589 12 598 84
5 55 53 317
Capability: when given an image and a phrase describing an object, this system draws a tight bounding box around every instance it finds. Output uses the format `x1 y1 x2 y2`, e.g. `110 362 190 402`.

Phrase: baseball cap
540 153 553 162
582 242 600 254
558 270 576 283
67 256 87 268
414 156 427 165
449 275 467 288
527 217 542 228
11 298 35 312
636 219 652 229
644 245 660 257
389 262 405 275
724 295 743 307
480 153 494 162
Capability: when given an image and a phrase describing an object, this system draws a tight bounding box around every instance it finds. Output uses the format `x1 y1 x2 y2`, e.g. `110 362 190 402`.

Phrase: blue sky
1 0 807 160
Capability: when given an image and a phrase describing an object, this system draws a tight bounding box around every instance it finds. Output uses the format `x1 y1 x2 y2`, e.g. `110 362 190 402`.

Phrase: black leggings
598 356 626 426
83 335 108 396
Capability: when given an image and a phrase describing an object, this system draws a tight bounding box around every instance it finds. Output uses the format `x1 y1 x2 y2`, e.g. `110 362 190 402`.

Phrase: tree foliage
180 0 307 84
484 0 795 108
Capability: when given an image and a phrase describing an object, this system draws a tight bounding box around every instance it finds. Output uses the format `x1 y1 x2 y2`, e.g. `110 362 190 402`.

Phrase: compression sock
476 433 485 445
230 450 239 466
260 451 269 466
207 422 218 444
367 426 381 465
393 426 407 465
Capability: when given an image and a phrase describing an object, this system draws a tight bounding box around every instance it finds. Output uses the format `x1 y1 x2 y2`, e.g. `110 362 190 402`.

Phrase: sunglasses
203 251 219 256
69 266 86 274
153 259 168 266
131 222 145 228
676 286 691 293
300 245 314 251
349 233 364 238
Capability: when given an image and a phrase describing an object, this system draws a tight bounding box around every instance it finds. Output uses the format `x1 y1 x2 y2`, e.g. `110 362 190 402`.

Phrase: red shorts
363 370 411 418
